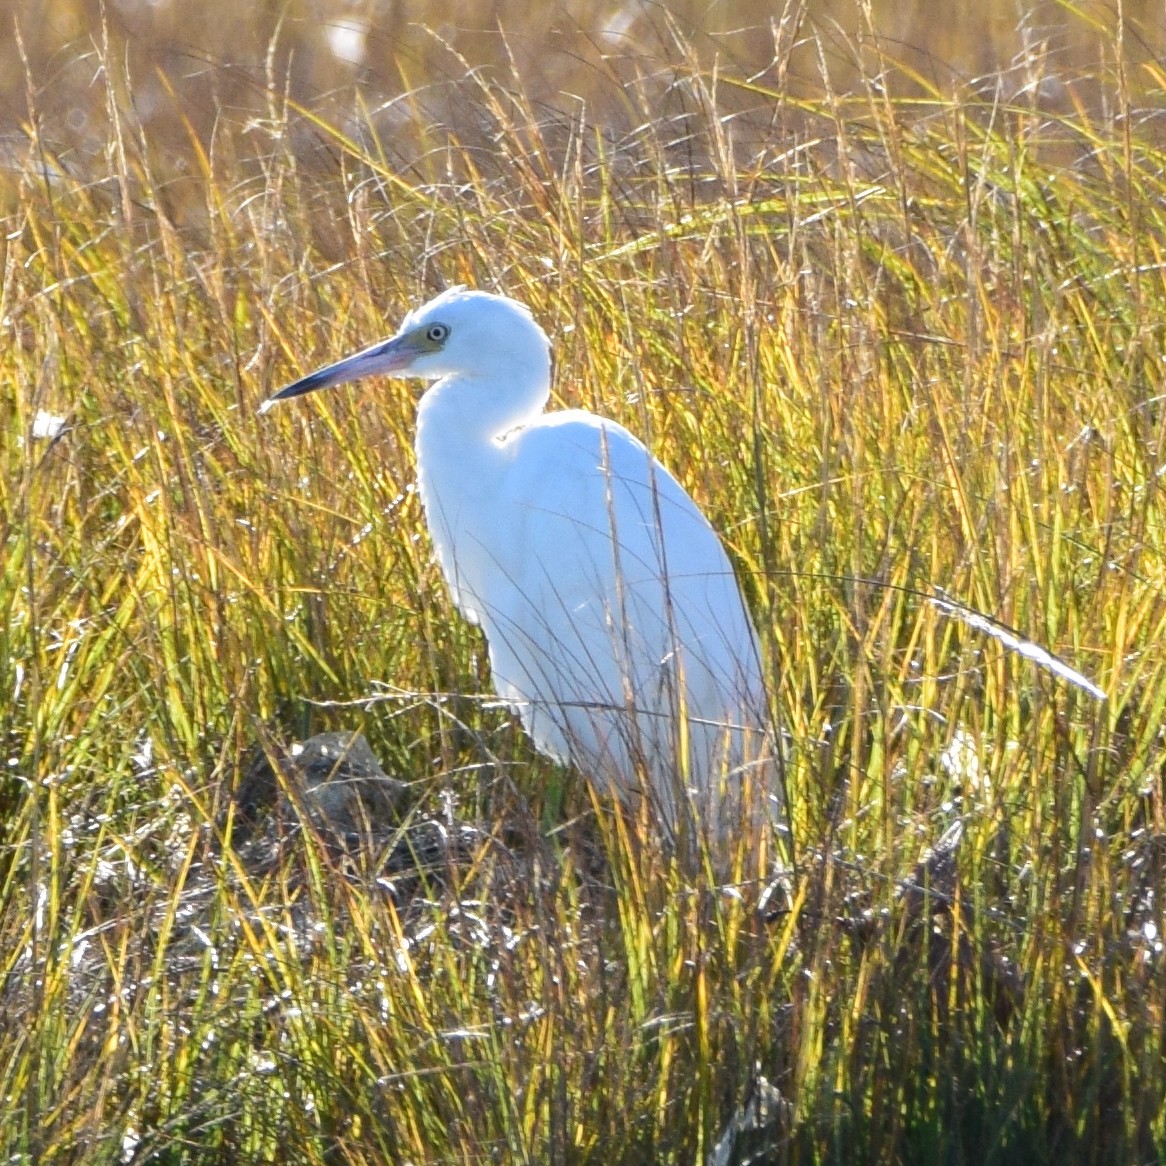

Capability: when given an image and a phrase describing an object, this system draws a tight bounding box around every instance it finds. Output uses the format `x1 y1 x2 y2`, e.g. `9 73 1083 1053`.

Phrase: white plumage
266 287 780 855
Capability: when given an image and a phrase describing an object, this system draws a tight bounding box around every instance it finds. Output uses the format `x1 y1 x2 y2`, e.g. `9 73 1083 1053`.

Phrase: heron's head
262 287 551 410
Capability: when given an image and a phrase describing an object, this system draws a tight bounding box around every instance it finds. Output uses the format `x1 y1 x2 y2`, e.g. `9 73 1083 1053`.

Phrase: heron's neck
414 366 550 614
415 364 550 456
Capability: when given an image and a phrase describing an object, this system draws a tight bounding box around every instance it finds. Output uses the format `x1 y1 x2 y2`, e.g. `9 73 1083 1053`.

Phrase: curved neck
414 365 550 615
416 360 550 450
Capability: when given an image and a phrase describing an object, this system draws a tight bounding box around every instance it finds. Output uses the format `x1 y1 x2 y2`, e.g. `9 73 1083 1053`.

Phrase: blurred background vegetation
4 0 1166 193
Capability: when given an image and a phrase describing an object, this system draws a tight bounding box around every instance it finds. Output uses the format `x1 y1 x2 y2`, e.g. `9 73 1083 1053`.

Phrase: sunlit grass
2 9 1165 1165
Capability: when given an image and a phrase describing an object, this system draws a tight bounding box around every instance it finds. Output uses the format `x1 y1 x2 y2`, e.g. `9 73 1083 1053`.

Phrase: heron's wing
484 411 764 708
461 410 772 829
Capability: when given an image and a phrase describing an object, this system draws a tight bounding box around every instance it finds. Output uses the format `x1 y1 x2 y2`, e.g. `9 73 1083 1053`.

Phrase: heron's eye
426 323 450 343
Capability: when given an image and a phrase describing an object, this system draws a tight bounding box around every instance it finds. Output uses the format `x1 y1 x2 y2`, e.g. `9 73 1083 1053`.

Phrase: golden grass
2 6 1166 1163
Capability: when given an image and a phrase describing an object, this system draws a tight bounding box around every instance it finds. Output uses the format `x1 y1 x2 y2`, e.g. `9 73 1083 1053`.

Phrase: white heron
265 287 782 865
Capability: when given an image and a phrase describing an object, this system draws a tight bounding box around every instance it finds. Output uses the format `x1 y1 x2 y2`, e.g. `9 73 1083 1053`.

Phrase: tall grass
2 8 1165 1164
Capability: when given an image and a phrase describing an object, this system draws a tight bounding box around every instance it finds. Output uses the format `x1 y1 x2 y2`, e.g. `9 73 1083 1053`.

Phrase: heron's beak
260 330 429 413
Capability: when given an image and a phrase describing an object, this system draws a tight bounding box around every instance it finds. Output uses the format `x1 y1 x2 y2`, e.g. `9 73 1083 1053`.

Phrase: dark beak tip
257 386 299 416
259 376 329 414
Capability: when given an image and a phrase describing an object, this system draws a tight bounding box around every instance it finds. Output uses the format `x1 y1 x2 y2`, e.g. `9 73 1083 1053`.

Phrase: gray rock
238 731 408 839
